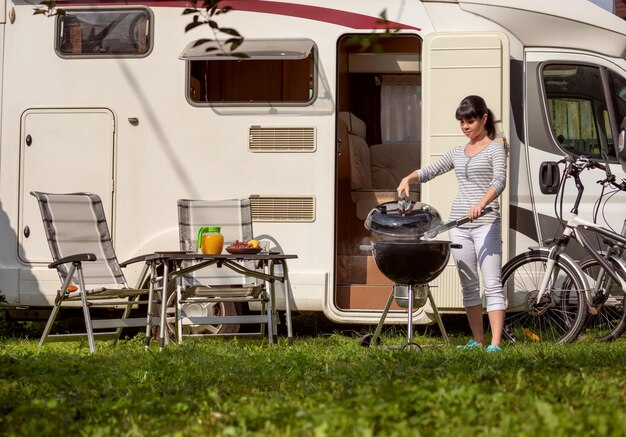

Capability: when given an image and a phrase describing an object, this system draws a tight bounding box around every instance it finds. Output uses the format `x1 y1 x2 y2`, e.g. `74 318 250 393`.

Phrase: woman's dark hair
455 95 496 140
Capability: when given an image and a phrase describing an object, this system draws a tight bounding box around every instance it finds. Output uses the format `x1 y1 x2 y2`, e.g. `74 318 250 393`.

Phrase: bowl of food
225 240 262 255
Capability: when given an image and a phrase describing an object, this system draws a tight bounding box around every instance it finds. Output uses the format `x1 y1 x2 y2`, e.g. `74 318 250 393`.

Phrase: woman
396 95 507 352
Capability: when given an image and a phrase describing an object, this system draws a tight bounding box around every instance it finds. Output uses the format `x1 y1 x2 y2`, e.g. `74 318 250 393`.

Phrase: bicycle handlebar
560 153 626 192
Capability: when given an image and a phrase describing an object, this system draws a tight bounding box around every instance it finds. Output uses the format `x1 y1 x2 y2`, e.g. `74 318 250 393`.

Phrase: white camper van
1 0 625 328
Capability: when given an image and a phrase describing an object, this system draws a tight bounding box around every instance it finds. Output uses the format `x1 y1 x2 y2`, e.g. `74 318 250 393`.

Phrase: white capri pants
448 221 506 312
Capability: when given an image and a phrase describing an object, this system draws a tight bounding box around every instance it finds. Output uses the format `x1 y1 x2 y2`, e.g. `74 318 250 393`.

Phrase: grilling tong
397 194 493 239
422 206 494 238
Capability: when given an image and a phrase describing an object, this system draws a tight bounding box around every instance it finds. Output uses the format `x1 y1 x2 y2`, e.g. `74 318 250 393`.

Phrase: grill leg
407 285 414 345
370 288 395 346
428 291 449 344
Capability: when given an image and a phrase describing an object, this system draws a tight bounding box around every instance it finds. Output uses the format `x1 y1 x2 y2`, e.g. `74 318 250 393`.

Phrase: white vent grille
249 127 316 152
250 196 315 222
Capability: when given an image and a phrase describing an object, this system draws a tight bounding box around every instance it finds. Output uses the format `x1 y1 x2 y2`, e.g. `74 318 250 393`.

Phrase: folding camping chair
173 198 271 342
31 191 154 353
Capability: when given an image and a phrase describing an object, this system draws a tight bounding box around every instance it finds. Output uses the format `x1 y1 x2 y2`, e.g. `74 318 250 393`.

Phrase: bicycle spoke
579 258 626 341
503 252 586 343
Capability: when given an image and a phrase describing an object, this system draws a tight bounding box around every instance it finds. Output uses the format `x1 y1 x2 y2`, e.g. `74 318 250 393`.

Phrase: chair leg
111 295 137 346
38 295 64 348
77 268 97 354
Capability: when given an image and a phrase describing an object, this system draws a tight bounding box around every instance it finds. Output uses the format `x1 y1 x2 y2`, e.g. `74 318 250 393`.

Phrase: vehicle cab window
542 64 626 162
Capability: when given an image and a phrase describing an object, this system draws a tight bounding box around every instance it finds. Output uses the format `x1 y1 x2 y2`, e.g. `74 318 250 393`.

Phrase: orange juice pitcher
197 226 224 255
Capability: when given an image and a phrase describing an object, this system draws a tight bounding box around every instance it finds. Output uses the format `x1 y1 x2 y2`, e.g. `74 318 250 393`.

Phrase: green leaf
219 28 241 37
192 38 212 47
185 21 205 32
216 6 233 15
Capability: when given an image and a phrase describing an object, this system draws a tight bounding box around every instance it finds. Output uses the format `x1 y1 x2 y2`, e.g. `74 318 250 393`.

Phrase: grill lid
364 200 443 238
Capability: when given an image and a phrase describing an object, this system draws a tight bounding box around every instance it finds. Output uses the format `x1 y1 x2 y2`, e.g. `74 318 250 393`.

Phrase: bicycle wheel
502 250 588 344
580 256 626 341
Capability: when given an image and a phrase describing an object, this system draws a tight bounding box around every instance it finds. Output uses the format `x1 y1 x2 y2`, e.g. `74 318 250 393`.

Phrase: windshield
542 63 625 162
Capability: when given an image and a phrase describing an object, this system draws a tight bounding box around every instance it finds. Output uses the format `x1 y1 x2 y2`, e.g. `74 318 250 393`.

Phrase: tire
177 301 241 336
164 283 241 339
580 256 626 341
359 333 382 347
502 250 588 344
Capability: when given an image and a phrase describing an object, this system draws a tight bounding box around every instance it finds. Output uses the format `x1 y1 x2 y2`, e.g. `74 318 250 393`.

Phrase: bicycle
501 155 626 343
578 221 626 340
570 157 626 341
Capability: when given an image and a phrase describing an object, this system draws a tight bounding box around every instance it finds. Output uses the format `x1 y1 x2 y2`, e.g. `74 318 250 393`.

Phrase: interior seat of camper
338 111 420 220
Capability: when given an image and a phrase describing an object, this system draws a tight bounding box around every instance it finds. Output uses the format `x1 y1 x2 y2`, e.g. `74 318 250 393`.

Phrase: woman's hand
470 187 498 220
397 172 420 198
468 204 484 221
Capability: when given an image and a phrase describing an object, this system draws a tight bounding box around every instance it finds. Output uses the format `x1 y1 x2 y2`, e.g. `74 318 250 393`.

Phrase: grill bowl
371 240 453 285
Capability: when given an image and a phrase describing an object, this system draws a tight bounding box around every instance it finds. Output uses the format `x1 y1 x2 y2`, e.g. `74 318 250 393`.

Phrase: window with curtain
380 75 421 144
56 8 152 58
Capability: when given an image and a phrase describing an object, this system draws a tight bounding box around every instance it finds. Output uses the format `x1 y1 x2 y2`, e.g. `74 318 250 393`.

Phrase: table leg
176 274 183 344
145 262 156 349
265 262 275 345
282 262 294 346
159 261 170 349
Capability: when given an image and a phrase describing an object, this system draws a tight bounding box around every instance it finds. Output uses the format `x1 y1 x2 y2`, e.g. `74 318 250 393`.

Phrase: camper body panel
0 0 624 327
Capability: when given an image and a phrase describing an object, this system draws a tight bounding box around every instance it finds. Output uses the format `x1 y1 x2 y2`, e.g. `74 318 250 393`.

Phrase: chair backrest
370 142 421 189
177 199 255 286
338 111 372 190
30 191 126 288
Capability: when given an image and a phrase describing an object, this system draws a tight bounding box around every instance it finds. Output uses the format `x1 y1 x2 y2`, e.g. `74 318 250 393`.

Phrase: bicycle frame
587 219 626 301
536 161 626 308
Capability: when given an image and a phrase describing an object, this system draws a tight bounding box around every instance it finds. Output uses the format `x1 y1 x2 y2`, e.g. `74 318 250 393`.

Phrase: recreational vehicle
1 0 625 328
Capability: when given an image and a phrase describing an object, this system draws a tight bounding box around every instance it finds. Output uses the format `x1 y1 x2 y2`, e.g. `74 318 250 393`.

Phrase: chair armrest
49 253 96 269
120 253 152 268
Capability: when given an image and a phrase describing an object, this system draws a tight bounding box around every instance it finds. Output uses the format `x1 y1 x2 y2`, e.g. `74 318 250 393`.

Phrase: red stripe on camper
55 0 420 30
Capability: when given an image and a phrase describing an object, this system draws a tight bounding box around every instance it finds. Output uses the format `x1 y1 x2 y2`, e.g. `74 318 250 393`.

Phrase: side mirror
618 117 626 166
539 161 560 194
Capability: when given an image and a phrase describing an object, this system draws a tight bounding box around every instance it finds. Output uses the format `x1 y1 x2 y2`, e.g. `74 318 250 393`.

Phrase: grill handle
424 207 494 238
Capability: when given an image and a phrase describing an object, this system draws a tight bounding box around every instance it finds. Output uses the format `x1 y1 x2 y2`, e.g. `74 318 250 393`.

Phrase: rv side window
181 39 316 106
542 64 621 161
56 8 152 58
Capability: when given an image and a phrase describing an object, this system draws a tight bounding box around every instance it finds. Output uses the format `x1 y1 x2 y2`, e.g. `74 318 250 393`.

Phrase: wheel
360 333 382 347
502 250 587 344
402 342 423 352
164 282 241 339
175 301 241 336
580 256 626 341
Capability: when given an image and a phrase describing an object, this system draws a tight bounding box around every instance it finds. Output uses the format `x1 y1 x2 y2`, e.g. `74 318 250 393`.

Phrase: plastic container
197 226 224 255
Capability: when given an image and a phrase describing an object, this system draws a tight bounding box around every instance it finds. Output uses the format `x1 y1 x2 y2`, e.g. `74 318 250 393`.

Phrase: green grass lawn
1 330 626 436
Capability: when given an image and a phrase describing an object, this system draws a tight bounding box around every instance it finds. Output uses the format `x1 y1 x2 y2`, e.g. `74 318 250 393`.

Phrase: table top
147 251 298 262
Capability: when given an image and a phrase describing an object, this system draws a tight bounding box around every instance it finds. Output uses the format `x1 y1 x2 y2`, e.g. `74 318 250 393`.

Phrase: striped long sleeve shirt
416 140 507 227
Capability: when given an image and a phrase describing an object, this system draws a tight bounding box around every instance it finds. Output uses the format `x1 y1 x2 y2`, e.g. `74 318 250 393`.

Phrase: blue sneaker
486 344 502 353
457 339 482 350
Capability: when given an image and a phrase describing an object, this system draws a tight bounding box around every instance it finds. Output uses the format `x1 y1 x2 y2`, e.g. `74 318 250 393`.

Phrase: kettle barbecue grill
360 197 492 350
